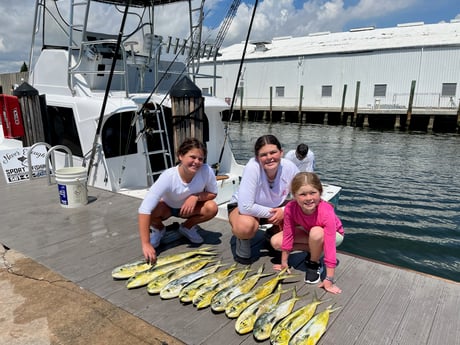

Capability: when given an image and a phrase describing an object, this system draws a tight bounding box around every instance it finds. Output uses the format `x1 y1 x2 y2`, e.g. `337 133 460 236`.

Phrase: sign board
0 146 48 183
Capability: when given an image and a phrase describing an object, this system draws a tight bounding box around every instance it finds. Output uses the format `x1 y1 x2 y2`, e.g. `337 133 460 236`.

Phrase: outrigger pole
87 0 132 178
216 0 259 175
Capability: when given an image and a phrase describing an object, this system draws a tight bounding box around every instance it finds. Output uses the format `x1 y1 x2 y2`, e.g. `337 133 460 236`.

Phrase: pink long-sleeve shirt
281 199 344 268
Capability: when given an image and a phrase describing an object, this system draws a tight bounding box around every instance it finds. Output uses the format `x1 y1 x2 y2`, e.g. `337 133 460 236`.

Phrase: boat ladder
136 103 173 186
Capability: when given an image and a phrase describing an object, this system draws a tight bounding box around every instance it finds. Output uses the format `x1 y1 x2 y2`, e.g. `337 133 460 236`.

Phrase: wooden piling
170 77 204 150
406 80 416 129
340 84 347 124
13 82 45 147
298 85 304 123
352 81 360 126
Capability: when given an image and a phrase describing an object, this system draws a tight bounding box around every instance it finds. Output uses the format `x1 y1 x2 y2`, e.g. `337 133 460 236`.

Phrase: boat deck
1 176 459 345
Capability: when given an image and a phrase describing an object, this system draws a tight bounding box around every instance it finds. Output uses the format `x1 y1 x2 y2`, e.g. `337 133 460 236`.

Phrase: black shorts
227 202 238 215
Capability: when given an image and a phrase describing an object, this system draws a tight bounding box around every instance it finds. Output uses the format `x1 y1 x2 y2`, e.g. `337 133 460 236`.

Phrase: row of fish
111 249 340 344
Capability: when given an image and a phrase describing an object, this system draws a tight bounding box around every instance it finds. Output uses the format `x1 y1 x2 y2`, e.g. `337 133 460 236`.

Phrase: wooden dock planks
0 175 459 345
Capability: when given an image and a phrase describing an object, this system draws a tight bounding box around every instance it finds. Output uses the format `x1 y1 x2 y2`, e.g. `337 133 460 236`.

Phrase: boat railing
68 39 130 97
27 142 52 181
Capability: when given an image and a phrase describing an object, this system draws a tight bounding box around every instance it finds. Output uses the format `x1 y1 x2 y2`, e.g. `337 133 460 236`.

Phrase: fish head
235 318 253 335
272 329 291 345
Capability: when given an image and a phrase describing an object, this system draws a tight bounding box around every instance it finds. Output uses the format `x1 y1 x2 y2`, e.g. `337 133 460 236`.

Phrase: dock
1 175 459 345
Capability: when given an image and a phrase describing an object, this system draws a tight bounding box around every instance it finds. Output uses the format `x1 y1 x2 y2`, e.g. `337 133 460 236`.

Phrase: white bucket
55 167 88 208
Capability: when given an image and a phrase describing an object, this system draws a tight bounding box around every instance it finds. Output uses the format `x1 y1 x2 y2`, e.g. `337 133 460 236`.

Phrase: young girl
271 172 344 294
138 138 218 264
228 134 299 264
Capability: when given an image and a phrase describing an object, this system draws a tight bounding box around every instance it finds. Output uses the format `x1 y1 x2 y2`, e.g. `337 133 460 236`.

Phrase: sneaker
178 224 204 244
304 260 323 284
150 227 166 248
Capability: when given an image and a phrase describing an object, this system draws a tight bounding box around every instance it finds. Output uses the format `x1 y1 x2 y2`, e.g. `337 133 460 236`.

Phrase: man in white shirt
285 143 315 172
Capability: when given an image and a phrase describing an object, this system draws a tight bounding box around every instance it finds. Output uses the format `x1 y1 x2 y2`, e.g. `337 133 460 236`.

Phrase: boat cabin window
44 106 83 157
102 112 137 158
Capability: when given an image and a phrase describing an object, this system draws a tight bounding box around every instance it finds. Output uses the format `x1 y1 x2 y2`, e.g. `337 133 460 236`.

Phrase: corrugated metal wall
198 46 460 111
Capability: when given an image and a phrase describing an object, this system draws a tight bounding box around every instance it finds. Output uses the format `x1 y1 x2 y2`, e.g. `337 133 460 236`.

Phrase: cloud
0 0 456 73
215 0 419 46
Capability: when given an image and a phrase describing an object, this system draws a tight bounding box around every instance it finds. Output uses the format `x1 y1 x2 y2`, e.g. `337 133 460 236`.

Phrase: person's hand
142 242 157 264
268 207 284 225
273 263 291 274
180 195 198 216
318 280 342 294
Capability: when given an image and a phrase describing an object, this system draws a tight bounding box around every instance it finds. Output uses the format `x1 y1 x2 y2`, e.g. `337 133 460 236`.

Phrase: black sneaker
304 260 323 284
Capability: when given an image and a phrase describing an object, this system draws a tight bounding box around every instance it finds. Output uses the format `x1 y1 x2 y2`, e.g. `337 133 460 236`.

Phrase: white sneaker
178 224 204 244
150 227 166 248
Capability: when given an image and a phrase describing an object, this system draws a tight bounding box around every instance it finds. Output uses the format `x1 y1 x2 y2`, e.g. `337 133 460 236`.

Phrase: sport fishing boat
1 0 341 216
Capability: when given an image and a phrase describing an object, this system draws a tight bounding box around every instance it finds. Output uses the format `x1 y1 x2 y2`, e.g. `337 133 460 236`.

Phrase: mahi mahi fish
178 263 238 303
253 287 305 341
146 257 216 294
270 292 327 345
234 284 286 334
193 266 252 309
126 255 214 289
111 247 216 279
289 304 341 345
225 268 297 318
211 264 272 312
159 261 224 299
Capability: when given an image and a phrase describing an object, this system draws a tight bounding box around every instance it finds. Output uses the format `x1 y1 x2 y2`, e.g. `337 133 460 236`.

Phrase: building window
322 85 332 97
374 84 387 97
441 83 457 97
275 86 285 97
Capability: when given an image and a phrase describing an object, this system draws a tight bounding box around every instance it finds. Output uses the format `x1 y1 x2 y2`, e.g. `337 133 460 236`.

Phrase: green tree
20 62 28 72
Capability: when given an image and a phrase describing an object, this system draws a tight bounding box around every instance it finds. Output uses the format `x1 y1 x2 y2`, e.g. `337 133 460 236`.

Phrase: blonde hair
291 172 323 195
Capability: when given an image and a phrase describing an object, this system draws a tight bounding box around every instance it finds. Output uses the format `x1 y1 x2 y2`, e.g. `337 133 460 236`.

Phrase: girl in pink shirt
271 172 344 294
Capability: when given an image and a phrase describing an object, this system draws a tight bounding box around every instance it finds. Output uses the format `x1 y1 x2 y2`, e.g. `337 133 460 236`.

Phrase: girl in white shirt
138 138 218 263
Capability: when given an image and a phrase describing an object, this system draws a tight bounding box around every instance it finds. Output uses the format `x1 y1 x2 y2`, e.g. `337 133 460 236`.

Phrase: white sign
0 146 48 183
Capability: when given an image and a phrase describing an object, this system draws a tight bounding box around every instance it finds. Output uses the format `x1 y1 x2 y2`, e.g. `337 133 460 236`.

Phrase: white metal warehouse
194 20 460 112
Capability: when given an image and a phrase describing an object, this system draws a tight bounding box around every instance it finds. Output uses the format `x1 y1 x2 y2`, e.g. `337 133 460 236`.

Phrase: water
227 122 460 282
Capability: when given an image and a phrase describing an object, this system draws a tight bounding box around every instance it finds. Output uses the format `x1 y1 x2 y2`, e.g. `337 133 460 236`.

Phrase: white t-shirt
138 164 218 214
230 158 299 218
285 149 315 172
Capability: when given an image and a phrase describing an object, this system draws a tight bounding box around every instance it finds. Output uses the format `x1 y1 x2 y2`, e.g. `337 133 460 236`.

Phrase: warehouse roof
215 20 460 61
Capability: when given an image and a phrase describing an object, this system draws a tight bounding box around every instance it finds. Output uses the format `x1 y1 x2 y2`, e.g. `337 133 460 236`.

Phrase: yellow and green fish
270 292 327 345
159 262 224 299
126 255 214 289
193 266 252 309
234 284 285 334
211 264 271 312
178 263 238 303
253 287 304 341
146 257 216 294
225 268 296 319
289 304 341 345
111 247 216 279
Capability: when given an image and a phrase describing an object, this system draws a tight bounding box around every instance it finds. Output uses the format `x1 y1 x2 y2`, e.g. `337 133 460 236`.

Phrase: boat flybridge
4 0 340 218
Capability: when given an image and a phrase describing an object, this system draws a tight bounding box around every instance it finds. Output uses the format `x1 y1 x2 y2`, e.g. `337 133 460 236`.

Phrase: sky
0 0 459 73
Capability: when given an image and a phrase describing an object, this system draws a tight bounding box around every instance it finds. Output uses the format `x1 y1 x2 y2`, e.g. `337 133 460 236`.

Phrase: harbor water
227 122 460 282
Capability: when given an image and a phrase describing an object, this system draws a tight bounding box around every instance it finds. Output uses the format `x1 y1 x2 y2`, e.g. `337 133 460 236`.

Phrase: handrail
27 142 52 181
45 145 74 185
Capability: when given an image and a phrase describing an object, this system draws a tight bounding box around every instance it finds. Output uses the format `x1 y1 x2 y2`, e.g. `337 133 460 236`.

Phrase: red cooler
0 94 24 138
